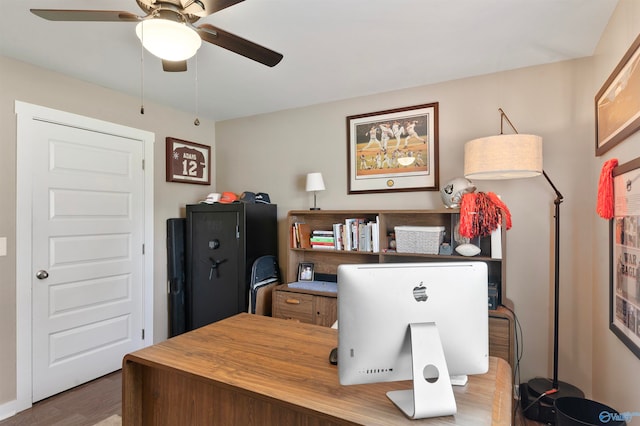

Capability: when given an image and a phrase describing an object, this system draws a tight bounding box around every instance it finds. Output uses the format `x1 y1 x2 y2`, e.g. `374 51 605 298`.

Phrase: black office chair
249 255 280 315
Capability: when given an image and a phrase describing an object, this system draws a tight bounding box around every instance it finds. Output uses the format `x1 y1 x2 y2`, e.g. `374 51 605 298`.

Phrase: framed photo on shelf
298 262 315 282
610 156 640 359
166 137 211 184
595 33 640 156
346 103 439 194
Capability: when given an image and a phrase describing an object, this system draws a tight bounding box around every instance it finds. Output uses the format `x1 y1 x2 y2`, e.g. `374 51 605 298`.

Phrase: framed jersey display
166 137 211 185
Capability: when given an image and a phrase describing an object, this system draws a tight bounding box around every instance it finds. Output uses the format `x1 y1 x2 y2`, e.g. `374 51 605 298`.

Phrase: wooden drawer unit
272 285 337 327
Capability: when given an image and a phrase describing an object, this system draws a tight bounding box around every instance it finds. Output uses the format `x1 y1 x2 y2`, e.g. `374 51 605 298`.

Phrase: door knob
36 270 49 280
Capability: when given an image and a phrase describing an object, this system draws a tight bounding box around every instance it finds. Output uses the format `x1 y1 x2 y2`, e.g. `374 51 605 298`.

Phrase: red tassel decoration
459 191 512 238
459 192 476 238
487 192 512 231
597 158 618 220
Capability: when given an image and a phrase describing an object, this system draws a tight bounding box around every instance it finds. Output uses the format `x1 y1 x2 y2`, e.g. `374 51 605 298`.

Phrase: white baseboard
0 399 18 421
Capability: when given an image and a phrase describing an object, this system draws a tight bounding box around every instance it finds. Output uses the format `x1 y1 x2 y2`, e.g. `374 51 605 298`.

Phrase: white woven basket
394 226 445 254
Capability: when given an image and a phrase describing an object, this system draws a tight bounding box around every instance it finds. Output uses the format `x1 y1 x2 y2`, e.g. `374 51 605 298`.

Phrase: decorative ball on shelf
455 243 481 257
440 177 476 208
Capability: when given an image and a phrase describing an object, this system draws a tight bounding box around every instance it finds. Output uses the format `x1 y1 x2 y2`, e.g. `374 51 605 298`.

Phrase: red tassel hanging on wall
597 158 618 220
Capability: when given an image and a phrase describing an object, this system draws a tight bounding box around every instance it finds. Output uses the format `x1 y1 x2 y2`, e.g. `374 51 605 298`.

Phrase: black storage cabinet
184 202 277 331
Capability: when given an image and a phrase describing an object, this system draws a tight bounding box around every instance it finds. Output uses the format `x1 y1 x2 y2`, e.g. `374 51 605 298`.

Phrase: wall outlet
0 237 6 257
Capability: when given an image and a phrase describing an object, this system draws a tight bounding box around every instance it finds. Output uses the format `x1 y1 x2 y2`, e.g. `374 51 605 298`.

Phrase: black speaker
167 218 186 337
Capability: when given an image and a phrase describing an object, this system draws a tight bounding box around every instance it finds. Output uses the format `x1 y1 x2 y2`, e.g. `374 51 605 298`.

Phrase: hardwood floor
0 371 121 426
0 370 546 425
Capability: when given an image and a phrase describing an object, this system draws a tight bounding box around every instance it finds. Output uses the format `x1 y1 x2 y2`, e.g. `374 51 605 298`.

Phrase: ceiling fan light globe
136 19 201 61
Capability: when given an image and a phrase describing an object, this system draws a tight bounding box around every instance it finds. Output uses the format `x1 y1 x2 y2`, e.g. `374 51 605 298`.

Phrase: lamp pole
543 170 563 390
526 170 584 401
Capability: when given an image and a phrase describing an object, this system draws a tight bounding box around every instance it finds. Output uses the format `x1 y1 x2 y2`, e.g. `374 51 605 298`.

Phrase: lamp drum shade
306 172 326 192
464 134 543 180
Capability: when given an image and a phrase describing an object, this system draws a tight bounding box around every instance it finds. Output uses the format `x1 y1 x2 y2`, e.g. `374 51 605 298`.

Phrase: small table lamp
305 172 325 210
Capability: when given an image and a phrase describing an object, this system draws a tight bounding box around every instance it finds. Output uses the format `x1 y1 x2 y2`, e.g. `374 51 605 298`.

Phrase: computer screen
337 262 489 419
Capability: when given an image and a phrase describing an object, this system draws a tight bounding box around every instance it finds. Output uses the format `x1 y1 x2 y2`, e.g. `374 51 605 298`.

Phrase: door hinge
142 329 145 340
142 244 145 254
142 159 145 170
236 225 240 239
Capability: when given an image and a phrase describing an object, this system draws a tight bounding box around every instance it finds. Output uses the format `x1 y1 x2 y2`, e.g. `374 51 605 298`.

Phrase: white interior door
30 119 145 402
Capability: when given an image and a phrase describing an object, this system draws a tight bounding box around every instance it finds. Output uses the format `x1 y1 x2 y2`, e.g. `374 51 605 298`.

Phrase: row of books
291 217 380 252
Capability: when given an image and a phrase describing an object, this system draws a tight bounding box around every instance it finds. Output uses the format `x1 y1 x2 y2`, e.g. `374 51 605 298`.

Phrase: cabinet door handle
285 298 301 305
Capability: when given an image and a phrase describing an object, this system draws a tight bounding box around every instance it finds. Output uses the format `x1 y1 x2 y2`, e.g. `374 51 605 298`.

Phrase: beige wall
215 0 640 411
0 56 216 407
591 0 640 412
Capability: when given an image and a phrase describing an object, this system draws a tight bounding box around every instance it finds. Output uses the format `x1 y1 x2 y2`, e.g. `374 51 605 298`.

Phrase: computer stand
386 322 457 419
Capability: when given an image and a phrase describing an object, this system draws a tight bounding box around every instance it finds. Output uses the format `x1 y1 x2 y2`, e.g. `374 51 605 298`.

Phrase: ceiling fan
30 0 283 72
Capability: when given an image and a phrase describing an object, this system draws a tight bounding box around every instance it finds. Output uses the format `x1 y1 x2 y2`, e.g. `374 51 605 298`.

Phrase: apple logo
413 282 428 302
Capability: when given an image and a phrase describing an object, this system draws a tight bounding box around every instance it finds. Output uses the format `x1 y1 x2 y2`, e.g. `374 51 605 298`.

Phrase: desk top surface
124 313 511 425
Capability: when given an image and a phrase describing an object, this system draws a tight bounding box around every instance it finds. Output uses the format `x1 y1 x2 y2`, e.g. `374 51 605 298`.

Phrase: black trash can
555 397 627 426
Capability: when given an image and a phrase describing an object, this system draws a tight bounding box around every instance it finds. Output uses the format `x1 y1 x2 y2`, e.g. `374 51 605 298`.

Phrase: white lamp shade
136 19 202 61
306 172 326 192
464 134 543 180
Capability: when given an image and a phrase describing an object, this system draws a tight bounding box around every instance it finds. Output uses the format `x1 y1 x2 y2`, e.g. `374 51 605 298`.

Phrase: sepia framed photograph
166 137 211 184
346 103 439 194
297 262 315 282
610 156 640 359
595 33 640 156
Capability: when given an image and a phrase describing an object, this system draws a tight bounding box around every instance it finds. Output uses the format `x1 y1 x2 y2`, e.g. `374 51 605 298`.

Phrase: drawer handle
285 298 301 305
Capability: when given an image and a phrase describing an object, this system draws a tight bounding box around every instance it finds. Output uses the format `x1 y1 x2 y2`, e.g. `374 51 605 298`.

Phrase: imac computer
337 262 489 419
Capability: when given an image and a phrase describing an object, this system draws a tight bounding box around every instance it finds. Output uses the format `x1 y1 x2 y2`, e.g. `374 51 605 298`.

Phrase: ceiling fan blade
30 9 141 22
163 60 188 72
196 24 283 67
182 0 245 17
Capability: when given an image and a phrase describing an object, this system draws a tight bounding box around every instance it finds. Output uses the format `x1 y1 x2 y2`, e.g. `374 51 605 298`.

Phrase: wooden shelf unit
286 209 506 300
280 209 515 368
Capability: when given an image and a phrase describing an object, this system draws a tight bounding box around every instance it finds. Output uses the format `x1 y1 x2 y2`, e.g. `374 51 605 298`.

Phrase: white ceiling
0 0 619 122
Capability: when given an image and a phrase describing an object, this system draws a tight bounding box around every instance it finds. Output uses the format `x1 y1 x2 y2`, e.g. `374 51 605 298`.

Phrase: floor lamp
464 109 584 413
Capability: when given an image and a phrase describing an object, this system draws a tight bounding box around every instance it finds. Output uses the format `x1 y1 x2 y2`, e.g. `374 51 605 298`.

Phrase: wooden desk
123 314 512 425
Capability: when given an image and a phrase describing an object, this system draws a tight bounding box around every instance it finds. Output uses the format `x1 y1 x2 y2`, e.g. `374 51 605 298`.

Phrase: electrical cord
499 303 524 423
521 388 558 415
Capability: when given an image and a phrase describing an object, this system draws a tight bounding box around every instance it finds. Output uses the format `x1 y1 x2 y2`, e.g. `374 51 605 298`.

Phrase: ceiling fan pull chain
140 20 145 115
194 53 200 126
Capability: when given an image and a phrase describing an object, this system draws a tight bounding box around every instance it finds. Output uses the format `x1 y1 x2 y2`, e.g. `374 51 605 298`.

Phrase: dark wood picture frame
595 32 640 156
610 156 640 359
346 103 439 194
166 137 211 185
